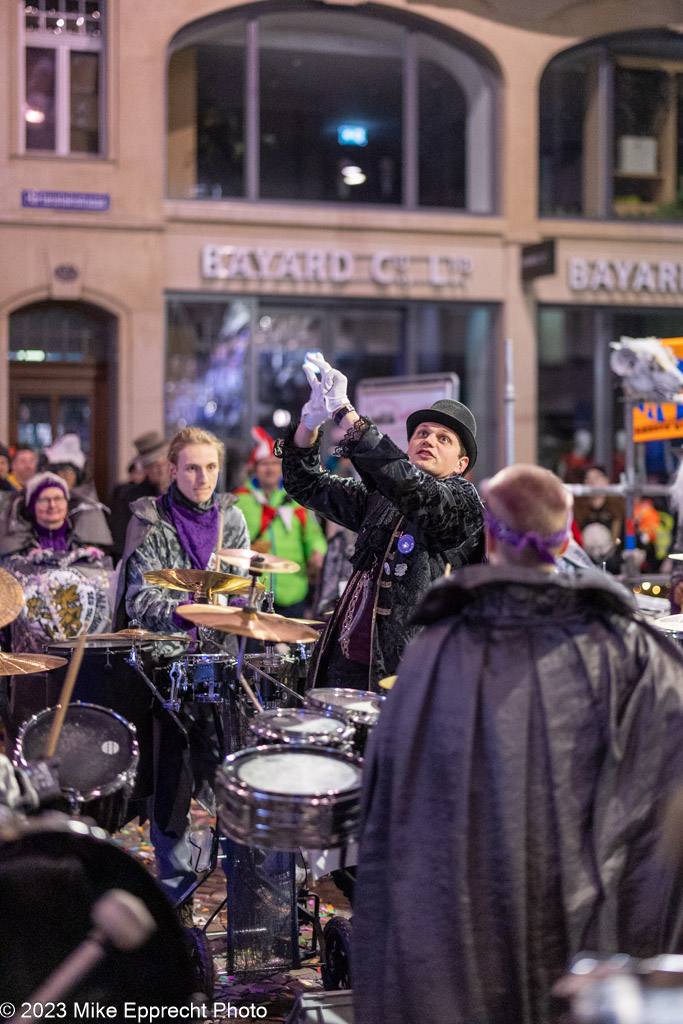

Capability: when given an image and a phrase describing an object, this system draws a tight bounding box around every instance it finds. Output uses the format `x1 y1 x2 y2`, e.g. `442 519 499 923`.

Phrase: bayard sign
201 245 473 289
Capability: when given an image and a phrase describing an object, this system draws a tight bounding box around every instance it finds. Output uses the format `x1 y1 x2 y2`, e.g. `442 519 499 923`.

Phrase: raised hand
301 355 328 430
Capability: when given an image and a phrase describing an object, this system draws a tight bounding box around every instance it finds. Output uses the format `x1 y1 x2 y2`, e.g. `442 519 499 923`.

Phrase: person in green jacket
234 427 327 617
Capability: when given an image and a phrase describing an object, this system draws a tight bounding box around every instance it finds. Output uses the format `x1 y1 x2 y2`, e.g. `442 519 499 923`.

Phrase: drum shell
304 687 385 757
15 702 138 834
243 652 297 708
216 744 363 852
45 639 156 801
0 812 195 1007
248 707 355 748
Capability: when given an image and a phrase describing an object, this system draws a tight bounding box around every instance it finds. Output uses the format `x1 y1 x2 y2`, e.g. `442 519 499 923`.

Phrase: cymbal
0 652 68 676
91 628 192 644
288 617 326 628
0 569 24 630
652 614 683 630
143 569 263 597
216 549 301 574
378 675 397 691
176 604 320 643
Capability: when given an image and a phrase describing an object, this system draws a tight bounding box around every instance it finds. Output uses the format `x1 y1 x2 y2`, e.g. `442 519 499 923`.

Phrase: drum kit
0 550 386 990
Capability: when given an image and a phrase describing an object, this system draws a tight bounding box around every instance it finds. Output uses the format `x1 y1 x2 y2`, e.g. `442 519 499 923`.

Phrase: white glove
301 356 328 430
305 351 350 415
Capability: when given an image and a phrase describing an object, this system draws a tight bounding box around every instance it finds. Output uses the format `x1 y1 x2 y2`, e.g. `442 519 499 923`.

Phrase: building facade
2 0 683 498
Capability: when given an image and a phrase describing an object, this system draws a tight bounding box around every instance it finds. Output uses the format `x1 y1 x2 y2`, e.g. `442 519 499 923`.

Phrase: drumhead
234 747 361 796
17 703 137 797
0 812 194 1007
250 707 353 745
305 687 384 723
47 637 146 650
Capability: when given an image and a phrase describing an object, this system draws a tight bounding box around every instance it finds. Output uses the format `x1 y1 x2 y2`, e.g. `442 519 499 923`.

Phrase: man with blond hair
353 464 683 1024
116 425 249 918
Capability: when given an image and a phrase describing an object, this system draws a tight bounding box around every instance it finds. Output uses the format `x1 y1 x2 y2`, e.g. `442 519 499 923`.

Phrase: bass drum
0 812 196 1009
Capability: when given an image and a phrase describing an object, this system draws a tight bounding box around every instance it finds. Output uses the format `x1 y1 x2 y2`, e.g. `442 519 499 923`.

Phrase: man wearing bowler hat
277 352 485 692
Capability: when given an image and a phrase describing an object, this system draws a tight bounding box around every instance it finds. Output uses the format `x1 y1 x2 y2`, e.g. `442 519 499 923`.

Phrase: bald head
482 464 572 568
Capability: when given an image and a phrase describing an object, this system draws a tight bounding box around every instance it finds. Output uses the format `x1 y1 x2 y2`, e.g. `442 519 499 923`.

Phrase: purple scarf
159 485 220 570
35 521 69 551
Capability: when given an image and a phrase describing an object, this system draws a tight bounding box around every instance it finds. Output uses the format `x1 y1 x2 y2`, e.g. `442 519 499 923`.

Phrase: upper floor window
20 1 105 155
166 4 498 212
540 30 683 221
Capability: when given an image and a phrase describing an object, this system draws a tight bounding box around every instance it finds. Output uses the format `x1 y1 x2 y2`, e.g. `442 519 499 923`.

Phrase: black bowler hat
406 399 478 471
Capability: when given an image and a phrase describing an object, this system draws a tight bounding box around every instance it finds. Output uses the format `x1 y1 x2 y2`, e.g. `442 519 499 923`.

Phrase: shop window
166 4 498 212
21 0 105 156
540 30 683 221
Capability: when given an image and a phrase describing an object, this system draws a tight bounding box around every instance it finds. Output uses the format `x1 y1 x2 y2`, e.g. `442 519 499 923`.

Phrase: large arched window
167 3 498 212
540 30 683 220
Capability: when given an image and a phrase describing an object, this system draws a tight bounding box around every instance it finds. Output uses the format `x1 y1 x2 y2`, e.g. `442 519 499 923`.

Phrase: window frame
18 0 107 158
166 3 499 213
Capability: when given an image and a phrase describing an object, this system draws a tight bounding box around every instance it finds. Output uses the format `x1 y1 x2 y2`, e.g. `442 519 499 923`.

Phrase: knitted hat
248 427 275 465
44 433 85 471
25 472 70 515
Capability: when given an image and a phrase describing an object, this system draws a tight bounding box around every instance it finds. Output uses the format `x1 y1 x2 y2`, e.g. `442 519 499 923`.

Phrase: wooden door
10 362 109 501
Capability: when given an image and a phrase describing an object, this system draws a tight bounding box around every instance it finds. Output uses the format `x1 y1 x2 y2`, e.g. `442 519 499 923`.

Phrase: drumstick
238 672 265 714
45 631 87 758
444 563 452 578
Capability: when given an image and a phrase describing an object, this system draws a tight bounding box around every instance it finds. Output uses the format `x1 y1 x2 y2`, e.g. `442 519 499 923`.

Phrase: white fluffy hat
44 433 85 471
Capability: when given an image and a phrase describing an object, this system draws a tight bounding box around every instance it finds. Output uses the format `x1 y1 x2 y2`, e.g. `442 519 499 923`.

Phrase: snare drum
249 707 355 748
304 687 384 756
15 702 138 833
0 812 195 1008
243 652 297 707
216 744 363 851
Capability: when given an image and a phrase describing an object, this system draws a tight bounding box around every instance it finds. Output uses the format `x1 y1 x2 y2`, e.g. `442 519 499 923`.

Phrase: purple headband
484 507 569 564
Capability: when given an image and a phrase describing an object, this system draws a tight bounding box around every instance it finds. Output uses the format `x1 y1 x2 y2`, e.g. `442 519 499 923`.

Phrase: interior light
25 106 45 124
338 124 368 147
652 585 661 595
642 581 651 590
56 17 64 26
76 16 84 25
341 165 366 186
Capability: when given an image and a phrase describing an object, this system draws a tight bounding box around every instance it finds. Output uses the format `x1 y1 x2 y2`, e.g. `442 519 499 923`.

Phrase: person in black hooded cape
352 463 683 1024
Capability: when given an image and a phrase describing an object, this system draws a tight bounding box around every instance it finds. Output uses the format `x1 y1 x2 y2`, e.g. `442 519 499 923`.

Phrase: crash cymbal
176 604 319 643
92 628 192 644
0 569 24 630
216 549 301 574
0 652 68 676
378 675 397 691
288 617 326 628
143 569 263 597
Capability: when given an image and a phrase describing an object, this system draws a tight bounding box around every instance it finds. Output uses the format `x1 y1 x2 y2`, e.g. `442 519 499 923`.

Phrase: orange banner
633 338 683 442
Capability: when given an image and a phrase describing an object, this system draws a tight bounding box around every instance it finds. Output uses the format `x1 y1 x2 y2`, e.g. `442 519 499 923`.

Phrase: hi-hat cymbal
92 628 192 644
143 569 263 596
216 549 301 574
0 569 24 630
176 604 319 643
0 652 68 676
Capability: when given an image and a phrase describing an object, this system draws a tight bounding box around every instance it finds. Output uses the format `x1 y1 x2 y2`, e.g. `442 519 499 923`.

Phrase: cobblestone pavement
116 806 352 1023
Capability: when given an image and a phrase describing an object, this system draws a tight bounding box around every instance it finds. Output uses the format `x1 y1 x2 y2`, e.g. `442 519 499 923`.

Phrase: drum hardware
243 652 304 708
94 627 192 644
143 568 263 603
0 568 25 628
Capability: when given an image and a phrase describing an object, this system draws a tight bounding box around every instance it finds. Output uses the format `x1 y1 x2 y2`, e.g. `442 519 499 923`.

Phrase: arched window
167 3 498 212
540 30 683 220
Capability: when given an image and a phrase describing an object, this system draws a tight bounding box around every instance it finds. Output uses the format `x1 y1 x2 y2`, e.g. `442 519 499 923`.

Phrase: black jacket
279 421 485 690
353 565 683 1024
